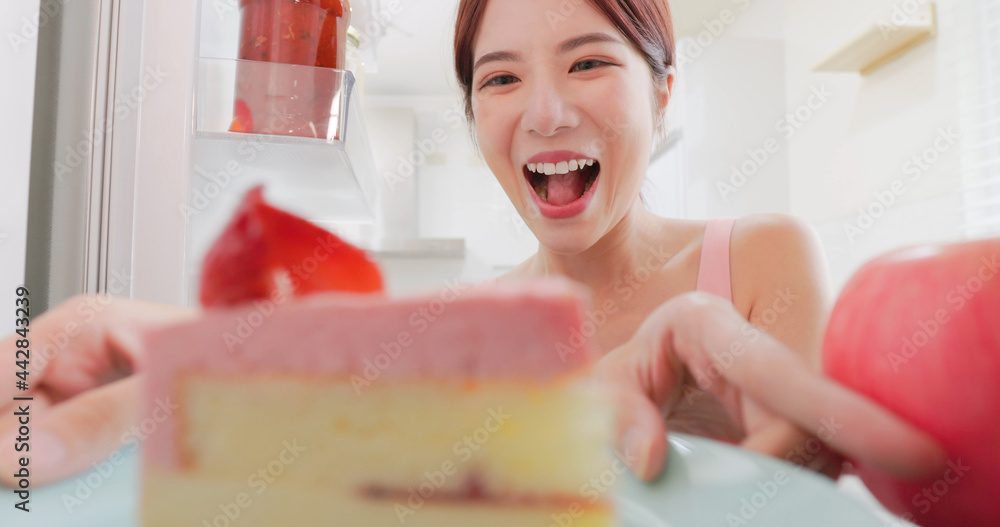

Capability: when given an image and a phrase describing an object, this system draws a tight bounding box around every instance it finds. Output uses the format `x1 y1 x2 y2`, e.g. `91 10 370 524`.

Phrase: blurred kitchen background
1 0 999 305
353 0 999 295
358 0 998 295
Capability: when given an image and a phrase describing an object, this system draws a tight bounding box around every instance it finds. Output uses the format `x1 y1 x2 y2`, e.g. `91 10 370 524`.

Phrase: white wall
0 0 40 300
681 0 968 290
785 0 966 290
678 35 790 219
787 0 966 290
410 102 538 273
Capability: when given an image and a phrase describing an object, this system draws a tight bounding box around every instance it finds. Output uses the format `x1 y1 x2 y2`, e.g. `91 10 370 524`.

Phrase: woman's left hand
596 291 947 483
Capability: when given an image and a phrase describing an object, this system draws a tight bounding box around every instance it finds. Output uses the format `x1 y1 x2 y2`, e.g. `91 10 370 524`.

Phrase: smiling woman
450 0 846 480
458 0 677 255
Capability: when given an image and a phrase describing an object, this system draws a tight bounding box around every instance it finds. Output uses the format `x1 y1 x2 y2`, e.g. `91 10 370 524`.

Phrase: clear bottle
230 0 352 139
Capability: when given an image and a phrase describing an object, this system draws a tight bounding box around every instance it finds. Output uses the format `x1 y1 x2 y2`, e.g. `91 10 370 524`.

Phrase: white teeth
525 159 596 174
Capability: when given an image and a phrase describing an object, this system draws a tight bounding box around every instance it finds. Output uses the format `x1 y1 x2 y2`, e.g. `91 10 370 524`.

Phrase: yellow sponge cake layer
143 376 615 526
181 377 612 494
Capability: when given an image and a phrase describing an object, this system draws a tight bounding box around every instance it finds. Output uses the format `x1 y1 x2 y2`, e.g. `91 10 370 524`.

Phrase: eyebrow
473 50 522 74
558 32 624 54
472 32 624 74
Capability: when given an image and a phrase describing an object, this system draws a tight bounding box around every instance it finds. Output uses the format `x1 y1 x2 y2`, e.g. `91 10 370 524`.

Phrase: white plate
617 434 886 526
2 434 886 526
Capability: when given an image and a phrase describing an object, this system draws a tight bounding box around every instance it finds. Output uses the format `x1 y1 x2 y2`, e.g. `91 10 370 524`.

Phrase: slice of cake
141 282 616 526
140 187 618 526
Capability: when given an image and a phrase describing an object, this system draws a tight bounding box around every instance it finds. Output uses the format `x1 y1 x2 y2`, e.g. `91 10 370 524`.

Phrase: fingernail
31 432 67 473
646 434 667 481
622 426 652 480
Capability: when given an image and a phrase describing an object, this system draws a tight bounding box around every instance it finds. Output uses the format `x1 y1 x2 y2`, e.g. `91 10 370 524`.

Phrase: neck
532 202 671 295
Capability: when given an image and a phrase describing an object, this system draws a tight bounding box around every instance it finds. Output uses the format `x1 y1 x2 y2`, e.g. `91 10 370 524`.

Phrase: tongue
546 171 586 206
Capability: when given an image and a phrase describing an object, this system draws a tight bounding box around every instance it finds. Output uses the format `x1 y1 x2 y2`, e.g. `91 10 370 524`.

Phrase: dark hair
453 0 676 124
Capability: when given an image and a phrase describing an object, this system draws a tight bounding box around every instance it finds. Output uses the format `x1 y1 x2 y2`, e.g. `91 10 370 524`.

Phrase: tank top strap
696 217 737 303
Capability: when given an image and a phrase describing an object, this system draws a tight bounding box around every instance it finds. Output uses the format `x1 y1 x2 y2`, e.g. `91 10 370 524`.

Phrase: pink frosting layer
142 278 599 469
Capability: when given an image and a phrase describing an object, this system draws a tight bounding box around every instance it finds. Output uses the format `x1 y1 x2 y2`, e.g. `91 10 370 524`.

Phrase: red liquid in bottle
230 0 350 139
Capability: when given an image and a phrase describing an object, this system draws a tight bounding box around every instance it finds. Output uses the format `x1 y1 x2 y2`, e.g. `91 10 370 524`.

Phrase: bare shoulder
730 214 832 322
731 213 825 265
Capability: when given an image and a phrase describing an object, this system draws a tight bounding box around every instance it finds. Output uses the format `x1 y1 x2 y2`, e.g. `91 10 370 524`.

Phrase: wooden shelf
813 3 937 75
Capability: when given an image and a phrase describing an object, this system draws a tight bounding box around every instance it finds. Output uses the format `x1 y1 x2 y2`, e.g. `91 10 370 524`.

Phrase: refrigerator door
24 0 155 312
129 0 198 306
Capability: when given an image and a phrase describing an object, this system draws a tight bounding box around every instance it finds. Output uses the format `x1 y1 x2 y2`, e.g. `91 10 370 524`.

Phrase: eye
571 59 609 72
482 74 519 89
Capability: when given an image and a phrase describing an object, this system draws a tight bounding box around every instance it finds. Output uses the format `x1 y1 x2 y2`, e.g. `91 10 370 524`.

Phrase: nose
520 77 579 137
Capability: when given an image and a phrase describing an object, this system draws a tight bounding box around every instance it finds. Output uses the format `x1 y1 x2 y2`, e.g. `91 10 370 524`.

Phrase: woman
454 0 944 480
0 0 943 487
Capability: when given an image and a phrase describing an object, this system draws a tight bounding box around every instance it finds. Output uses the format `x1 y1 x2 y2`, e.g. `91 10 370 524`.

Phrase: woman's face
471 0 667 255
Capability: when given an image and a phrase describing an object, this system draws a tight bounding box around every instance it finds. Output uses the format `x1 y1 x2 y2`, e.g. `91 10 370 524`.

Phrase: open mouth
524 158 601 206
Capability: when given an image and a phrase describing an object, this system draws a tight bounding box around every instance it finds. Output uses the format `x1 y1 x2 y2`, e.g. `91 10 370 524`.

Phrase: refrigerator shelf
191 129 377 222
193 58 378 222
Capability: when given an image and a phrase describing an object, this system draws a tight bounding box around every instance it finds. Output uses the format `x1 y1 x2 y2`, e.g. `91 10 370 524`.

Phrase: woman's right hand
0 295 193 487
598 291 947 482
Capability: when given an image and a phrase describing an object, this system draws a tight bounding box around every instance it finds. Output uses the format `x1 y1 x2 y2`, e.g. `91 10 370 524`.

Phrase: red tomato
823 239 1000 526
199 186 384 307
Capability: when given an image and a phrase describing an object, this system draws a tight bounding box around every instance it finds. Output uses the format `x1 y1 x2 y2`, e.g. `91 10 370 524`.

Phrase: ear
656 66 676 112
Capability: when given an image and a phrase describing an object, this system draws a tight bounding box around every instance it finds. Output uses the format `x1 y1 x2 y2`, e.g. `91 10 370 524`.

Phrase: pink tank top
688 216 743 441
696 218 737 302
